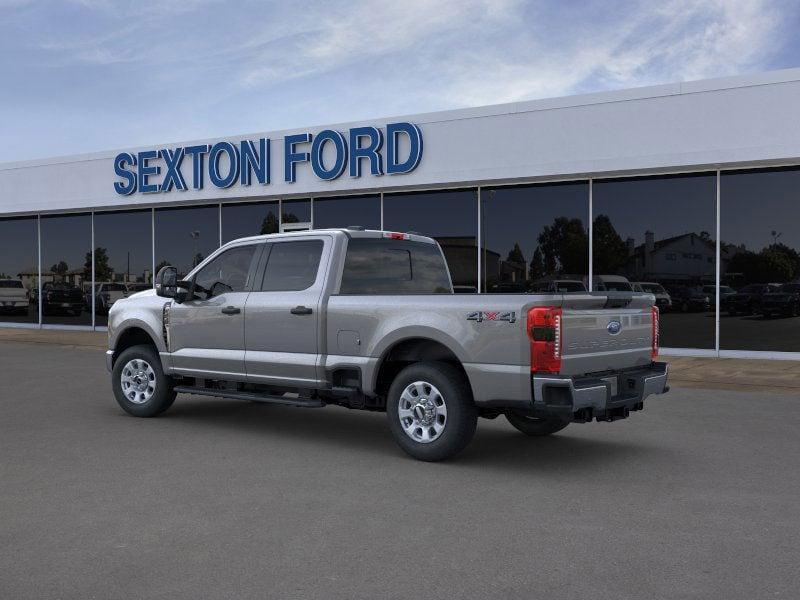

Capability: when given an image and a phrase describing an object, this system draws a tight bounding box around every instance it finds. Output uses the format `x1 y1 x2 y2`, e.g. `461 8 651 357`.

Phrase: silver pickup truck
106 228 668 461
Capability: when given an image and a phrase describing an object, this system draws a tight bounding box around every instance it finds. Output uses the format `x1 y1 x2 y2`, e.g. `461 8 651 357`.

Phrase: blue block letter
386 122 423 175
113 152 137 195
240 139 270 186
349 127 383 177
311 130 347 181
284 133 311 183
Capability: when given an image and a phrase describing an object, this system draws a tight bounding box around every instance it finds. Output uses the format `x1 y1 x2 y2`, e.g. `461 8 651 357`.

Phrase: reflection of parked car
592 275 633 292
724 283 780 316
531 279 587 293
633 282 672 311
0 279 29 315
88 282 128 314
125 283 152 295
713 285 736 304
34 282 84 315
669 286 711 312
760 283 800 318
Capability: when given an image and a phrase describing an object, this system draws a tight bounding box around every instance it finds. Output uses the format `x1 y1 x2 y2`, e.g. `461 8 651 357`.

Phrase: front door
168 242 263 380
245 237 329 388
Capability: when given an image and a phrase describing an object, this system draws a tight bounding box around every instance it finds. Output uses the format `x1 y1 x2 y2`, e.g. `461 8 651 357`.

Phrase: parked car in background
759 283 800 318
0 279 29 315
715 285 736 304
633 282 672 311
724 283 781 316
87 282 128 314
530 279 587 293
33 282 84 316
592 275 633 292
669 286 711 312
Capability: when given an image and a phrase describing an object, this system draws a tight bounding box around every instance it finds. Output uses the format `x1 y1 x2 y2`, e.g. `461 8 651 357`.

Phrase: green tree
506 243 525 265
84 247 113 282
260 211 279 234
50 261 68 275
528 246 546 281
536 217 589 275
592 215 628 274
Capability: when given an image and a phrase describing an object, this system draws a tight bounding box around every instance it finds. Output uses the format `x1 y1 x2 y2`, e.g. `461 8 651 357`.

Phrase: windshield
719 286 734 294
780 284 800 293
0 280 23 288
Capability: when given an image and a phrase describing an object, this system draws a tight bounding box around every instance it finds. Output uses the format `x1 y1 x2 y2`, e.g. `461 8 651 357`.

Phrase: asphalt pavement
0 341 798 599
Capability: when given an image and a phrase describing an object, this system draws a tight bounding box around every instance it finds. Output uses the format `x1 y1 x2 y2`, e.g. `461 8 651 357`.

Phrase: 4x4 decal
466 311 516 323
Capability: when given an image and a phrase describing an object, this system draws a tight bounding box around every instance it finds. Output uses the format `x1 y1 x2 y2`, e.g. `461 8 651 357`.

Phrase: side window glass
261 240 323 292
193 244 259 298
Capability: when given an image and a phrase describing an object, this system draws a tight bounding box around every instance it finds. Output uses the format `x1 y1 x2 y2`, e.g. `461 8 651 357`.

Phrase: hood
126 288 158 300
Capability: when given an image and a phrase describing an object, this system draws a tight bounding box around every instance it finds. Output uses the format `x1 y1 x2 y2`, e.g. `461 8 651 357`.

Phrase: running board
173 386 325 408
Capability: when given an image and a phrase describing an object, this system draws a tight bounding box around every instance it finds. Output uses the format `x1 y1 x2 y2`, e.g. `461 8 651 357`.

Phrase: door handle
221 306 241 315
290 305 313 315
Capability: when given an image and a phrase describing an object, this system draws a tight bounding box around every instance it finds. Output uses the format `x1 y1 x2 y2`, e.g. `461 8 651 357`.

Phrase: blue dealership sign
113 122 423 195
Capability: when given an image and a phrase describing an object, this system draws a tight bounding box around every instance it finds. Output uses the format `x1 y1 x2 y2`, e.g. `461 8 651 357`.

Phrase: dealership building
1 68 799 359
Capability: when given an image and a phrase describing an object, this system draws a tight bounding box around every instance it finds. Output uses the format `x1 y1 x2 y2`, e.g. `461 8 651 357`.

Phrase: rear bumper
531 362 669 423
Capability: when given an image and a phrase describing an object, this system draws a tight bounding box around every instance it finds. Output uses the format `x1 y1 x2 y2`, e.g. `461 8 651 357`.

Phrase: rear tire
386 362 477 462
112 344 176 417
505 411 569 436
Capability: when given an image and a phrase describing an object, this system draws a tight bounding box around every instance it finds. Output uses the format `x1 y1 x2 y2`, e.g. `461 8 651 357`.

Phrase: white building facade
2 69 800 359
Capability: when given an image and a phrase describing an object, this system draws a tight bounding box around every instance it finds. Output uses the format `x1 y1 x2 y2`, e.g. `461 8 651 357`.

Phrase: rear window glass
0 280 23 288
340 238 451 295
261 240 323 292
604 281 633 292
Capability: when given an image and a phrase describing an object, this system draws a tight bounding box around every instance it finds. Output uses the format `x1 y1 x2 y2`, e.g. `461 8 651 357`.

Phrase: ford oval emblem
607 320 622 335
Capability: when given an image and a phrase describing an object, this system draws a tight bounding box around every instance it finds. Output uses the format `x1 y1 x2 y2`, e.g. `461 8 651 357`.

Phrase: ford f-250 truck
106 228 668 461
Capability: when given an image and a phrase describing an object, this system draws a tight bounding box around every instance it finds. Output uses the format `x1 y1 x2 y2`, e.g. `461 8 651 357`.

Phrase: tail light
528 306 562 374
651 305 659 360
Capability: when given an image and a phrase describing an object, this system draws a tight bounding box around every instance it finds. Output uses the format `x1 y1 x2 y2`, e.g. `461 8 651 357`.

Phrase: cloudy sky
1 0 798 162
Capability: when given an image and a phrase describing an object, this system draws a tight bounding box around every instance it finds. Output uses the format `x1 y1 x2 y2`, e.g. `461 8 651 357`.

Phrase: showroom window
720 167 800 352
155 205 219 279
313 195 381 230
282 199 311 231
384 189 478 292
40 213 92 326
481 182 589 294
93 210 153 326
592 173 717 349
0 216 39 324
222 201 279 243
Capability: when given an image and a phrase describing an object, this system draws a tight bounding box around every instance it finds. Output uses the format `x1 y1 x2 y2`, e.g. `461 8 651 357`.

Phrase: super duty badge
467 311 516 323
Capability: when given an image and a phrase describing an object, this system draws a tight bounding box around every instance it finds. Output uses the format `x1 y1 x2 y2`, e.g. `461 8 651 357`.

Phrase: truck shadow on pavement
159 396 665 472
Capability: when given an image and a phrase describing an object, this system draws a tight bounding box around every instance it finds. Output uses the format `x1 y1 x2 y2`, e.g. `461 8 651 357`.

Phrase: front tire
386 362 477 462
112 344 176 417
505 411 569 436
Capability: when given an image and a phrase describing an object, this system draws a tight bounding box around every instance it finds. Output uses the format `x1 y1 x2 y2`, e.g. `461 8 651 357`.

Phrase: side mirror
155 266 178 298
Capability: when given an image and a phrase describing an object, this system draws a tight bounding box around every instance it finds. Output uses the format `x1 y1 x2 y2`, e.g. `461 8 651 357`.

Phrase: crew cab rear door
244 235 331 388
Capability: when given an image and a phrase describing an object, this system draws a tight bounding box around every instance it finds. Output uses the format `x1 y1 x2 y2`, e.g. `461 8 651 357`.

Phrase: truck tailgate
559 293 654 376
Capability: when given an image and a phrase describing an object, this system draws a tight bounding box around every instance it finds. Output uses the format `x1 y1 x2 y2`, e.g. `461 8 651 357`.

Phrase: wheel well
113 327 158 366
374 338 470 399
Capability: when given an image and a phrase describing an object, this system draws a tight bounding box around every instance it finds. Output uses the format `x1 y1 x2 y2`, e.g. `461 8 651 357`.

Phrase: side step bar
173 385 325 408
